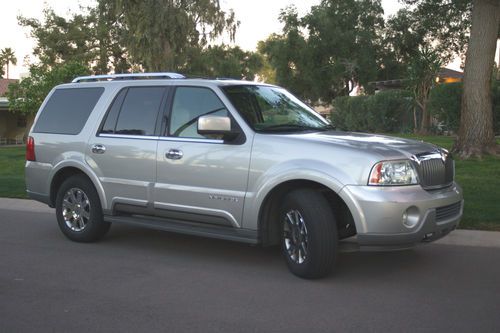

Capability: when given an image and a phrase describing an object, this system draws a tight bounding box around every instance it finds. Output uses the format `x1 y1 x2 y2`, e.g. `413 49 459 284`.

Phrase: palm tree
0 48 17 79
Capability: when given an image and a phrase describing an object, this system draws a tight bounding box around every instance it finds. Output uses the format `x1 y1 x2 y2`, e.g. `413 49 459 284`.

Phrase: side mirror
197 115 231 133
197 115 240 141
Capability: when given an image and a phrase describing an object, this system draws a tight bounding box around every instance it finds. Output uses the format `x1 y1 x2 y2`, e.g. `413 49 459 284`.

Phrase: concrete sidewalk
1 197 499 248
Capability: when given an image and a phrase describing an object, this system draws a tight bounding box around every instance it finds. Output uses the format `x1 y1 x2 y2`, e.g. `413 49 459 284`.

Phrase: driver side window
169 87 228 139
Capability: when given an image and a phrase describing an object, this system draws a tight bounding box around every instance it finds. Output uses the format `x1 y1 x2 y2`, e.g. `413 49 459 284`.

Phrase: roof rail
72 72 185 83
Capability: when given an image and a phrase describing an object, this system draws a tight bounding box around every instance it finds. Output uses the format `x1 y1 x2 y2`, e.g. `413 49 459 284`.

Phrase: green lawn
1 138 499 230
0 147 27 198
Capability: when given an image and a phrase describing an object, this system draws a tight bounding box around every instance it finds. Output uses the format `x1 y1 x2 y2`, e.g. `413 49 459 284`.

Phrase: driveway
1 198 499 332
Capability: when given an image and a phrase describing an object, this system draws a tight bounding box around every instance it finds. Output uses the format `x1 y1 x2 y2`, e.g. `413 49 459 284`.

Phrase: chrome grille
436 201 462 222
413 150 454 190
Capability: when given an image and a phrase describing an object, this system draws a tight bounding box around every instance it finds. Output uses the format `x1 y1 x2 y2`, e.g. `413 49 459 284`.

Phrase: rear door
87 86 169 214
154 86 252 228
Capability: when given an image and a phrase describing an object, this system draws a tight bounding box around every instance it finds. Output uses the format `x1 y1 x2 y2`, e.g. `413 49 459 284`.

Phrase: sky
0 0 461 79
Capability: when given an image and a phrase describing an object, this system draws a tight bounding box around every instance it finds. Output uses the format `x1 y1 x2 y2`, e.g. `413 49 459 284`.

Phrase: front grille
435 201 462 222
414 150 454 189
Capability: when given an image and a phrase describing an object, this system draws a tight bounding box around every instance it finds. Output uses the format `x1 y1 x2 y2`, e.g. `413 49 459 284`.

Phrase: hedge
332 81 500 134
428 81 500 134
331 90 414 133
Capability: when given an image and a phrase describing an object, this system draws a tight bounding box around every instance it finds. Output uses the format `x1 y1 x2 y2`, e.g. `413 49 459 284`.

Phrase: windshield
222 85 331 133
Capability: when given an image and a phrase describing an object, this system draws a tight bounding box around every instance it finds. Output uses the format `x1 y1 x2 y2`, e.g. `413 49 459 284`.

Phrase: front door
154 86 252 228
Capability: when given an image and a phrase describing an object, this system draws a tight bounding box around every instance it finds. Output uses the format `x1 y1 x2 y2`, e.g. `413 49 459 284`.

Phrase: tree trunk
454 0 500 158
413 106 418 133
419 98 431 134
498 40 500 80
417 85 431 134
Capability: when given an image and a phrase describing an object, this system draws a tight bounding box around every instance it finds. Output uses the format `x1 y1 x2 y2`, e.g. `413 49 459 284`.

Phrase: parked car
25 73 463 278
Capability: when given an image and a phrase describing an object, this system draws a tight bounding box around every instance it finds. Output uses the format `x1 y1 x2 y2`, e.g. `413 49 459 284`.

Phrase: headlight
368 160 419 186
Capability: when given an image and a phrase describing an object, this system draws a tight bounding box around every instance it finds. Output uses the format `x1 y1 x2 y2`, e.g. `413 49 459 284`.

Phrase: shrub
331 90 413 133
428 81 500 135
428 82 462 133
332 82 500 135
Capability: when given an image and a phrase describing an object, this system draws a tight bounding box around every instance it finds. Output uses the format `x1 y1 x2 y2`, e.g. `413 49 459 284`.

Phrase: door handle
91 144 106 154
166 149 183 160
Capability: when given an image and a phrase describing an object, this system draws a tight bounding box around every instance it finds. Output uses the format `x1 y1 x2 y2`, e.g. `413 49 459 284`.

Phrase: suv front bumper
340 182 463 250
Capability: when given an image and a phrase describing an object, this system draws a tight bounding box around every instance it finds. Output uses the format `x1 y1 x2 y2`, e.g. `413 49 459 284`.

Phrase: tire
55 175 111 242
280 188 338 279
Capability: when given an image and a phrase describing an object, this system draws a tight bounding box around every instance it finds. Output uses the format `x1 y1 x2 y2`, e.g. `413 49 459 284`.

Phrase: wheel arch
258 179 356 246
49 163 106 210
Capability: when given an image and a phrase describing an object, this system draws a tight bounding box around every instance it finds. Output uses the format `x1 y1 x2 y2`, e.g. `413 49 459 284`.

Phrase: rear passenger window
113 87 166 136
100 87 167 136
33 88 104 135
101 88 127 134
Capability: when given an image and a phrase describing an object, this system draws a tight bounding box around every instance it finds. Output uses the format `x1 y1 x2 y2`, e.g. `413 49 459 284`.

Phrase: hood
290 131 440 159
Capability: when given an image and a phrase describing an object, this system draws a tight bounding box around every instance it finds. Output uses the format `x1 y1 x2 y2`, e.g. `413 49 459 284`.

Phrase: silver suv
25 73 463 278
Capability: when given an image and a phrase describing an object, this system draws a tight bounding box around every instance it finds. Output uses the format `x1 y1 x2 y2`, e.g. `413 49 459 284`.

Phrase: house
0 79 33 144
370 67 464 92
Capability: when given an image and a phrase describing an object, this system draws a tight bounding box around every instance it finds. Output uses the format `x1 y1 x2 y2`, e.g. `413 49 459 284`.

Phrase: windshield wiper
318 124 335 131
258 124 328 133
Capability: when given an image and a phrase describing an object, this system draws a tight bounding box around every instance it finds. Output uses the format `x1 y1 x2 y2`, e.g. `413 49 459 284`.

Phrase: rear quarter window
33 87 104 135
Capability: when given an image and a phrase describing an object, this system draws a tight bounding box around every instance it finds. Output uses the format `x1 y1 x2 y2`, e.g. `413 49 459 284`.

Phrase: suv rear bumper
340 183 463 249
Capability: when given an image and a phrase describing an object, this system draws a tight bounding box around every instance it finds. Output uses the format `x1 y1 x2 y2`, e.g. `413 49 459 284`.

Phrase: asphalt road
1 200 500 332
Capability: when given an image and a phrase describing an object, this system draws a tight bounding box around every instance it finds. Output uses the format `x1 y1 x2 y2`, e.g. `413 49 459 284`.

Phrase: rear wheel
55 175 110 242
280 189 338 279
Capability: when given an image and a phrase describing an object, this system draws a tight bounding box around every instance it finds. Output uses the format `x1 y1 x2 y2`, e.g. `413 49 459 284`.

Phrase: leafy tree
385 2 471 134
18 7 130 74
185 45 263 80
406 47 442 133
89 1 131 73
7 62 89 115
109 0 239 72
396 0 472 62
19 9 95 67
18 1 251 77
258 7 311 100
259 1 386 103
304 0 385 98
397 0 498 157
0 48 17 79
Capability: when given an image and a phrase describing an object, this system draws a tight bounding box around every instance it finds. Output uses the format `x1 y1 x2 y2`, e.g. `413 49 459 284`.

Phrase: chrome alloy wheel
283 209 308 264
62 187 91 232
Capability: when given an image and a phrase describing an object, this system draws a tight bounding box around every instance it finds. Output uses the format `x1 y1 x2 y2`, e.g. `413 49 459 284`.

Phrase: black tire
55 175 111 242
280 188 338 279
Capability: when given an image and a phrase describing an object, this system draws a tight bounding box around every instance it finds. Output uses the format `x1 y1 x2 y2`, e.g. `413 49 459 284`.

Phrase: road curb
1 197 499 248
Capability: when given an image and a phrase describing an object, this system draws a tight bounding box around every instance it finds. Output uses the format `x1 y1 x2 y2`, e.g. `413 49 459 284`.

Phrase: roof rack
72 72 185 83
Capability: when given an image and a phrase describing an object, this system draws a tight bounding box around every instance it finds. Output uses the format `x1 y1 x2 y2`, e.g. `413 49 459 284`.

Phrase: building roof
369 67 463 90
0 79 18 97
437 68 463 79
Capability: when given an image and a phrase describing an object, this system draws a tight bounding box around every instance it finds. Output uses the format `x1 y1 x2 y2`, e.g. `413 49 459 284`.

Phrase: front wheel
55 175 111 242
280 189 338 279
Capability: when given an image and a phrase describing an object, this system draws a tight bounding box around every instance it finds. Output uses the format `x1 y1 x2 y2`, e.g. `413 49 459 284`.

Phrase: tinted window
114 87 166 136
34 88 104 135
169 87 228 138
101 88 127 134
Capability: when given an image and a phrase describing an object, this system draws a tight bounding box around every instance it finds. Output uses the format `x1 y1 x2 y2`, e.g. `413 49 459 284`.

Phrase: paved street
1 199 500 332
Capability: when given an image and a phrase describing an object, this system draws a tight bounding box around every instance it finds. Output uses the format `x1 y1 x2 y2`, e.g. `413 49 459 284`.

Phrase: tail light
26 136 36 161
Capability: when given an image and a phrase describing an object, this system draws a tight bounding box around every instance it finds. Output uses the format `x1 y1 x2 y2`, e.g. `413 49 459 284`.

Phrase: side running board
104 214 259 244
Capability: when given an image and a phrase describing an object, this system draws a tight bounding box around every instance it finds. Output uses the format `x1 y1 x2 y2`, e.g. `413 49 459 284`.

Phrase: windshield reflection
222 85 330 133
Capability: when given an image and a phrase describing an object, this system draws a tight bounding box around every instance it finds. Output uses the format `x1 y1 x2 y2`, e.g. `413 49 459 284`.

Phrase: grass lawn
0 146 27 198
1 137 499 231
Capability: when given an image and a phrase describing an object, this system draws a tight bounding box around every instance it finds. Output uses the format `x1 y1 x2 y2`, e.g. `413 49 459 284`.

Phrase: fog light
402 206 420 228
